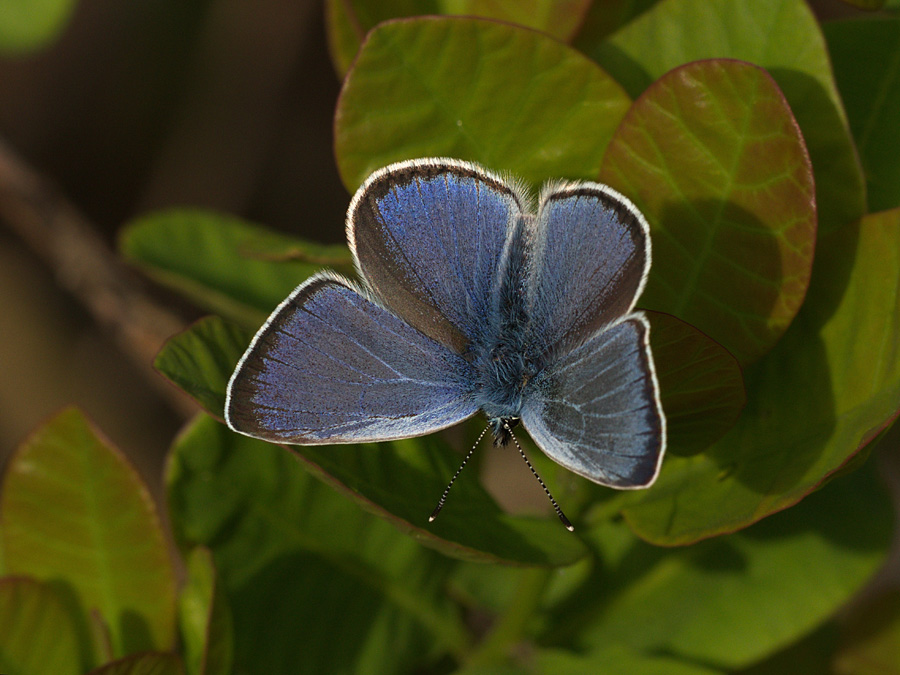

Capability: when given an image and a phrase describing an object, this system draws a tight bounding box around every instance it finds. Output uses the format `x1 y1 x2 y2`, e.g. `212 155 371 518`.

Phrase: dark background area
0 0 347 492
0 0 872 499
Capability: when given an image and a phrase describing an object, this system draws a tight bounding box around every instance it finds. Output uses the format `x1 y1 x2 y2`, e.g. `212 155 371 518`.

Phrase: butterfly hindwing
521 315 665 488
226 274 478 444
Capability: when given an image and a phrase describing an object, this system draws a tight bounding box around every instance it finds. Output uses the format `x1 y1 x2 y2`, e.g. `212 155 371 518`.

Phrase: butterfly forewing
348 158 527 354
226 274 478 444
526 183 651 361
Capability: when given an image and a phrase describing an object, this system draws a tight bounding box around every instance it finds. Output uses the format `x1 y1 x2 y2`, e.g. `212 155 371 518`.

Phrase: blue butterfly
226 158 666 528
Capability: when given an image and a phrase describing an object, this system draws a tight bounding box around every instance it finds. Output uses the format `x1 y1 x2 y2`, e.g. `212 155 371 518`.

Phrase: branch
0 137 197 416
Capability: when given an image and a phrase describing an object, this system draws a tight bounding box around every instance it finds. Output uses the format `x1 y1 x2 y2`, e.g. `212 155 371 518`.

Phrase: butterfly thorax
471 220 539 444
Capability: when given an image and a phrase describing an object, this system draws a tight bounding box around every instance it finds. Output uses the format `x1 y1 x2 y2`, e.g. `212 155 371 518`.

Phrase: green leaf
292 436 588 565
585 0 865 233
178 548 233 675
556 461 891 669
0 577 82 675
325 0 592 77
85 653 184 675
154 316 254 417
335 16 632 191
119 209 352 326
167 414 469 674
0 408 177 657
0 0 75 53
825 18 900 212
621 207 900 544
646 311 745 455
601 59 816 365
834 589 900 675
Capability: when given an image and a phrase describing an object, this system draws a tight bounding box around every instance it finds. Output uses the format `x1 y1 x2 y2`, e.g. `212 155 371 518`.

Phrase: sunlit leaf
585 0 865 233
621 208 900 544
325 0 592 77
825 18 900 212
0 577 82 675
0 408 177 657
120 209 352 326
601 59 816 365
335 16 631 190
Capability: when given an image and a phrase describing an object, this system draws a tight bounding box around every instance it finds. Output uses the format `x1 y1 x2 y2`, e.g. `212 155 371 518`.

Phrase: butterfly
225 158 666 528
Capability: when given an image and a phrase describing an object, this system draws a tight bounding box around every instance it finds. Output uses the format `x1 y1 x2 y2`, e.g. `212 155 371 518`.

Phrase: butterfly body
226 158 666 495
471 259 532 435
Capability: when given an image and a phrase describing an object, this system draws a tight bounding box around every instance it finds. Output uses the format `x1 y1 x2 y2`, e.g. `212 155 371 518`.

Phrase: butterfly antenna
505 423 575 532
429 426 490 523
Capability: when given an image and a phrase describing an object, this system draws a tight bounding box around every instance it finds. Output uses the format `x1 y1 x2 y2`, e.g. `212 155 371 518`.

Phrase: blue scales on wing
526 182 651 361
225 274 479 444
521 316 665 488
348 158 527 354
520 183 664 488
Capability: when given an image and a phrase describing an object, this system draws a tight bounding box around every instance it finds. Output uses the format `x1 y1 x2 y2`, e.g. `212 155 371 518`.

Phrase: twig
0 137 196 416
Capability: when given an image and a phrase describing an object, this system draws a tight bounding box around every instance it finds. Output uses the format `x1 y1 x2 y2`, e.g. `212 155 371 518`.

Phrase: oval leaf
646 311 745 455
326 0 592 77
178 548 233 675
0 408 177 656
335 16 631 190
621 207 900 544
584 0 865 233
601 59 816 365
119 209 352 326
0 577 82 675
154 316 254 417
